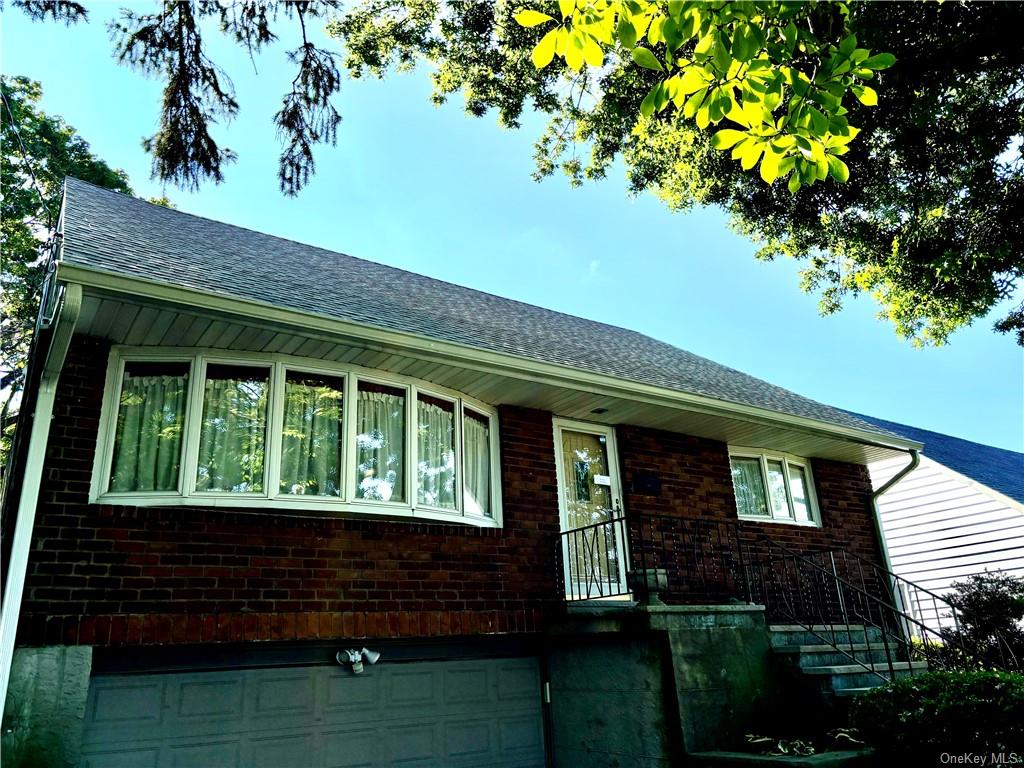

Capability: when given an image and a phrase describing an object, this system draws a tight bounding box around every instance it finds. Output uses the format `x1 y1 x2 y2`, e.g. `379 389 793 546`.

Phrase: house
1 178 929 767
852 413 1024 633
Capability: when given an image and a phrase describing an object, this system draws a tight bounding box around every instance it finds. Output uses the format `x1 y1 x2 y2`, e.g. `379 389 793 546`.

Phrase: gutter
56 261 922 457
0 282 82 717
870 448 920 611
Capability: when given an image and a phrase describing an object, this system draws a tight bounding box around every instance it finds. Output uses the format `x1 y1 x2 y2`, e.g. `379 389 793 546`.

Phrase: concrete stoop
768 624 927 697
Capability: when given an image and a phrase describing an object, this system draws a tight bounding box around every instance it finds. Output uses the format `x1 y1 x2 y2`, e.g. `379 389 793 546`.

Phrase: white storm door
553 419 629 600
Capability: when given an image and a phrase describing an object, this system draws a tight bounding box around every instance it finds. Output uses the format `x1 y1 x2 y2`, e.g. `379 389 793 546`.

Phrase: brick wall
616 424 886 607
17 336 560 647
16 335 882 647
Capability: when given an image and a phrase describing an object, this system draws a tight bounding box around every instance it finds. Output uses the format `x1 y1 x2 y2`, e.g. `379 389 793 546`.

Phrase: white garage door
79 657 545 768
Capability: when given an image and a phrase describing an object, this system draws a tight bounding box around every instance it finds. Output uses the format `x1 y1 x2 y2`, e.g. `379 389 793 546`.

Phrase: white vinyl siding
872 454 1024 630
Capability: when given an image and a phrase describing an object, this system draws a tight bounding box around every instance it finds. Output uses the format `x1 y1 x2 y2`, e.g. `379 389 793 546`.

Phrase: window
462 408 492 518
417 394 456 510
93 349 501 526
280 371 344 497
356 382 406 502
729 449 819 525
108 361 190 493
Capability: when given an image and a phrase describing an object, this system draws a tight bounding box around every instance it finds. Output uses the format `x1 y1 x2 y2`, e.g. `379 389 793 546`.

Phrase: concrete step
834 687 879 698
802 661 928 691
772 644 898 668
768 625 885 647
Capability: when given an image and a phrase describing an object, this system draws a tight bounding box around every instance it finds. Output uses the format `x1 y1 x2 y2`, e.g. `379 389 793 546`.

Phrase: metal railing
632 515 752 604
749 537 972 683
559 516 631 601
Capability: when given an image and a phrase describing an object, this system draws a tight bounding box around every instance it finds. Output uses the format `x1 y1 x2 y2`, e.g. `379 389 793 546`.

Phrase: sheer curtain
417 399 455 509
356 388 405 502
731 457 768 517
462 412 491 517
195 368 268 493
280 374 343 496
110 369 188 492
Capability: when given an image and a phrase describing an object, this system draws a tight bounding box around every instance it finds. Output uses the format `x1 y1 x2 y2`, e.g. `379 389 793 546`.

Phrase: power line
0 82 55 231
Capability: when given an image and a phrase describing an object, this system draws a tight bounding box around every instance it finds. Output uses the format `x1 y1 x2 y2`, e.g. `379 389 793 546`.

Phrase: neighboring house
0 179 926 768
854 413 1024 632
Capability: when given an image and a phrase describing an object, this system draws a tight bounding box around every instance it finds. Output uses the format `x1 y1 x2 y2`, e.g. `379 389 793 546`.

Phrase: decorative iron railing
556 513 1017 679
558 516 631 601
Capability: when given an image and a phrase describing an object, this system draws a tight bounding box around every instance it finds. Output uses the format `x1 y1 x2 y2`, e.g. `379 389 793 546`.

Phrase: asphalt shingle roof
850 413 1024 505
60 177 901 441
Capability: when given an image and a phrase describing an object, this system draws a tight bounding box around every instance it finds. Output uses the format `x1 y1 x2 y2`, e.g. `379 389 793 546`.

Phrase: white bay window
93 349 501 526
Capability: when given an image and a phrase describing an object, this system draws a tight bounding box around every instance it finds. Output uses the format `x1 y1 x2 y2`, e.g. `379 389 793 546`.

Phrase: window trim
91 346 503 528
728 446 820 527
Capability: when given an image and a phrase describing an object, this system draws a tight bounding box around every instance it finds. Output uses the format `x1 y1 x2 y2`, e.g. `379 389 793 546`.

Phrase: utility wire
1 83 55 231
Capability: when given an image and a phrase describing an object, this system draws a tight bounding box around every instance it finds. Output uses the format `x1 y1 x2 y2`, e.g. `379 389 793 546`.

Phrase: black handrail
558 516 631 601
751 536 966 683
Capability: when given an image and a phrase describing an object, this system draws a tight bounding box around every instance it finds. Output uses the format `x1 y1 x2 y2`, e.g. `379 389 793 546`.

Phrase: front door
553 419 629 599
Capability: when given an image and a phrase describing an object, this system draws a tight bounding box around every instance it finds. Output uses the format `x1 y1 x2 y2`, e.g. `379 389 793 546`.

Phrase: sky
3 4 1022 452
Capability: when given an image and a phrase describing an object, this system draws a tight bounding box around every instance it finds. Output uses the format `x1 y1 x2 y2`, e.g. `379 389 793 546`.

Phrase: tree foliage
515 0 895 191
0 75 132 460
12 0 345 196
327 0 1024 346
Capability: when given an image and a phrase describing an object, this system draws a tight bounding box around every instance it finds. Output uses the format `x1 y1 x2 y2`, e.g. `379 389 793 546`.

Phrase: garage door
79 657 545 768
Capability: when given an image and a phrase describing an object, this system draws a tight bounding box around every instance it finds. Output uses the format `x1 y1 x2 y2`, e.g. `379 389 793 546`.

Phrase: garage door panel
81 747 160 768
383 722 441 765
82 657 544 768
320 726 379 768
167 737 242 768
248 731 316 768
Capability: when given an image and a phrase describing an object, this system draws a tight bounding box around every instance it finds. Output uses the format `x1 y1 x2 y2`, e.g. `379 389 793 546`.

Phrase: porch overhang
55 262 922 466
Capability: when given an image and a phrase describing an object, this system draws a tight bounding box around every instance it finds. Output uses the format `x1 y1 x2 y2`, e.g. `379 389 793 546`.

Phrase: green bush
851 670 1024 758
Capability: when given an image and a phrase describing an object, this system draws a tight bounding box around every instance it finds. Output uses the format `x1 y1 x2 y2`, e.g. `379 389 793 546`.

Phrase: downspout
0 282 82 716
870 448 920 611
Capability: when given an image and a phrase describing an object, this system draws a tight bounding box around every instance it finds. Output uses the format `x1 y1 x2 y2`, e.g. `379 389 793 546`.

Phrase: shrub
936 572 1024 670
851 670 1024 758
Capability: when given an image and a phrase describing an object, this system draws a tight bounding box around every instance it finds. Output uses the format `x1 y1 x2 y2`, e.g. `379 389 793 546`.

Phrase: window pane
280 371 344 497
766 459 792 519
417 395 455 509
195 364 269 493
730 457 769 518
109 362 189 492
463 409 491 517
788 464 812 522
356 382 405 502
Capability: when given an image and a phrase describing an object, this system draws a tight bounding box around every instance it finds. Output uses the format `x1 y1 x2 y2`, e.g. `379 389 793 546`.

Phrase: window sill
737 515 821 529
91 493 502 528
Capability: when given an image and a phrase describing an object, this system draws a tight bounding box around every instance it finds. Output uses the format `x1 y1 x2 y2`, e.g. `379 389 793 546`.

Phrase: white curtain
356 390 405 502
462 414 491 517
280 378 342 496
195 375 268 493
110 373 187 492
417 400 455 509
731 457 768 517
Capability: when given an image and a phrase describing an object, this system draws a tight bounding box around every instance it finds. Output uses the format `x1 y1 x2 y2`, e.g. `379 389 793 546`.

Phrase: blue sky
4 5 1022 452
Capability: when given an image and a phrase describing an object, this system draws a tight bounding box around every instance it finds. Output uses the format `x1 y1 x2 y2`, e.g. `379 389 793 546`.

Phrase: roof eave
55 260 923 455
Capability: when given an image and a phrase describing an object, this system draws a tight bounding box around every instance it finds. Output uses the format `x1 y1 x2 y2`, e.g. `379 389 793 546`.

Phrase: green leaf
862 52 896 70
740 141 764 171
783 21 797 53
827 155 850 182
839 34 857 56
678 66 706 95
565 33 585 70
640 82 662 118
617 17 637 48
695 103 711 129
558 0 575 19
788 171 802 193
632 47 663 71
760 149 781 184
531 29 558 68
853 85 878 106
712 38 731 73
683 87 707 119
583 36 603 67
711 129 746 150
514 10 554 27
